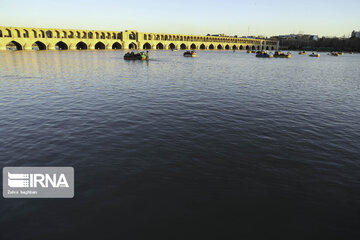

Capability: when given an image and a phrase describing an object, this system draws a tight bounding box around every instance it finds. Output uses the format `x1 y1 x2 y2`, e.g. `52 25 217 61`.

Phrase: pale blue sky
1 0 359 37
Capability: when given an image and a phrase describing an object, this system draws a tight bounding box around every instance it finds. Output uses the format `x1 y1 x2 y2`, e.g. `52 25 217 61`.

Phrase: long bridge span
0 26 278 51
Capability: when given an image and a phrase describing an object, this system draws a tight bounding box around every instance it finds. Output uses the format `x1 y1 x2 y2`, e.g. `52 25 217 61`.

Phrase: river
0 50 359 239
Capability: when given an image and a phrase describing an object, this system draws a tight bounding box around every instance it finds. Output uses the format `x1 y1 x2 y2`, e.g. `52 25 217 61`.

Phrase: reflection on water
0 50 360 240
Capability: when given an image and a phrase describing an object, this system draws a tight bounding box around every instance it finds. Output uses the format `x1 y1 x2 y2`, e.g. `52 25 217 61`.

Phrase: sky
1 0 359 37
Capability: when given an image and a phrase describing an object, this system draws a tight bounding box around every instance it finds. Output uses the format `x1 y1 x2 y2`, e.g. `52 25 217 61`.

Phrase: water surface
0 50 359 239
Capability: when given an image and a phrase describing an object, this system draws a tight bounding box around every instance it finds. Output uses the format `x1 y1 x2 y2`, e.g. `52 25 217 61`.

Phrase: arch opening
225 45 230 50
156 43 164 50
112 42 122 49
55 41 68 50
271 46 275 50
6 41 22 50
95 42 105 50
246 45 250 50
180 43 187 50
23 30 29 38
190 44 196 50
232 45 237 50
200 44 206 50
32 30 37 38
5 29 12 38
252 46 256 50
129 43 137 49
143 43 151 49
15 29 21 38
76 42 87 50
217 44 223 50
209 44 214 50
129 32 136 40
32 41 46 50
46 31 52 38
240 45 244 50
168 43 176 50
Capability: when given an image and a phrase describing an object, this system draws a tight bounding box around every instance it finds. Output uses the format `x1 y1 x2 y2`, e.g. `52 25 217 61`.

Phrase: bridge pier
48 45 56 50
24 45 32 51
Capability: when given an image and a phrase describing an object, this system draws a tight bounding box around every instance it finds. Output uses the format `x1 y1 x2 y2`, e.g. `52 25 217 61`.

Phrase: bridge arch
209 44 214 50
46 30 52 38
76 41 87 50
32 41 47 50
266 46 269 50
225 45 230 50
55 41 68 50
190 43 196 50
5 29 12 37
95 42 105 49
251 46 255 50
217 44 223 50
156 42 164 50
54 30 60 38
168 43 176 50
6 41 22 50
129 42 137 49
112 42 122 49
143 43 151 49
240 45 244 50
180 43 187 50
200 44 206 50
23 29 29 38
0 30 2 37
246 45 249 50
69 31 74 38
232 45 237 50
129 32 136 40
15 29 21 38
271 46 275 50
39 30 45 38
31 30 37 38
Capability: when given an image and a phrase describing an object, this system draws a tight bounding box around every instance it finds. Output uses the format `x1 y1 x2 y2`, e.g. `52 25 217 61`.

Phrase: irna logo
3 167 74 198
8 172 69 188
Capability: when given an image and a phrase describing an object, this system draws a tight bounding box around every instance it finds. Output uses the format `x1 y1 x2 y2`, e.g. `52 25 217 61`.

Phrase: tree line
279 37 360 52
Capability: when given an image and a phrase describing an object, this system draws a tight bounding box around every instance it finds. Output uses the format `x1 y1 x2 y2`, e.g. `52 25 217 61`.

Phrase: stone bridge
0 26 278 51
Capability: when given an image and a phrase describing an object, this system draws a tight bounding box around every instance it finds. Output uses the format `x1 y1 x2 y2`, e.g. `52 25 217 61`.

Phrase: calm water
0 50 359 239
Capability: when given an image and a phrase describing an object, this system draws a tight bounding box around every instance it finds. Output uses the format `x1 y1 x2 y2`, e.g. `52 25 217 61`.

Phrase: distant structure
276 34 318 41
0 26 278 51
351 30 360 38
